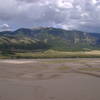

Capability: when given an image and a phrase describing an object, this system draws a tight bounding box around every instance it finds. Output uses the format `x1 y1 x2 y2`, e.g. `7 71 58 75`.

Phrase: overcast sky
0 0 100 32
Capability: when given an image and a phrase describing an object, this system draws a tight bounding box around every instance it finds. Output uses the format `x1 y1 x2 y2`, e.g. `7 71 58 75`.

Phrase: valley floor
0 58 100 100
1 50 100 58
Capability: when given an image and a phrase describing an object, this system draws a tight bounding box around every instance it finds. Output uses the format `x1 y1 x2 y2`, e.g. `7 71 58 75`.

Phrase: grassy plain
1 50 100 58
15 50 100 58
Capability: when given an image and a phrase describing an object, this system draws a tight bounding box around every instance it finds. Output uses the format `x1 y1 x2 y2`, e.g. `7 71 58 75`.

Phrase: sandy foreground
0 58 100 100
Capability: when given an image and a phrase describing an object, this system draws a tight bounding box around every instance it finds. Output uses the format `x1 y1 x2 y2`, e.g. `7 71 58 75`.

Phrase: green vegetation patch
1 50 100 59
15 50 100 59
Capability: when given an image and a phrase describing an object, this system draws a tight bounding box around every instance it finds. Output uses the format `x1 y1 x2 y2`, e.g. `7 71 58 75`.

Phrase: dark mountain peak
14 28 32 33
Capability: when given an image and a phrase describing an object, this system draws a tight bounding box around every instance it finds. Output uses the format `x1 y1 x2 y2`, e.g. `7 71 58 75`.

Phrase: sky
0 0 100 32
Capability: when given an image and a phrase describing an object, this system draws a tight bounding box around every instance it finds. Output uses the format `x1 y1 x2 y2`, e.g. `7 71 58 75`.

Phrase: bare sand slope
0 59 100 100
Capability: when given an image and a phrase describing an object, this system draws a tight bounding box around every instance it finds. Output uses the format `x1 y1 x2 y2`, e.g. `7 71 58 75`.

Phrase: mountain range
0 27 100 52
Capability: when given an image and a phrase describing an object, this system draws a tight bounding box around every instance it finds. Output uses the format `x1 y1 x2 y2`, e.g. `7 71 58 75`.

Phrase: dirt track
0 59 100 100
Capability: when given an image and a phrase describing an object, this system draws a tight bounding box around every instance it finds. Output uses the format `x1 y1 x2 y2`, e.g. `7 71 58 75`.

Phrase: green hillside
0 27 100 54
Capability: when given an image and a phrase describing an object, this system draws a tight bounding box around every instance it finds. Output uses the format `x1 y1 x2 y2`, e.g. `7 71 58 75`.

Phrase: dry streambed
0 59 100 80
0 59 100 100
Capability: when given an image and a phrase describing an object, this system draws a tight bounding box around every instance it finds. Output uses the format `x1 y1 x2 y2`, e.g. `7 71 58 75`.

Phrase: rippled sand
0 58 100 100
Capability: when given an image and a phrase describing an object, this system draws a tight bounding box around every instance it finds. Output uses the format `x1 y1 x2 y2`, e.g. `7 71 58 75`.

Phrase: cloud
0 0 100 32
0 24 11 31
17 0 42 3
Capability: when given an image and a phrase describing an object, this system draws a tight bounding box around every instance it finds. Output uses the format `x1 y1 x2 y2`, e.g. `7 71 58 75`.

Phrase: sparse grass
43 60 69 64
32 66 48 70
57 66 70 71
43 59 88 64
79 67 100 71
0 54 12 59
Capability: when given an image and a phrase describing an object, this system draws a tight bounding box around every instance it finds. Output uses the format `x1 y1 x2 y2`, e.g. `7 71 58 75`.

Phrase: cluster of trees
0 41 51 55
